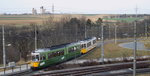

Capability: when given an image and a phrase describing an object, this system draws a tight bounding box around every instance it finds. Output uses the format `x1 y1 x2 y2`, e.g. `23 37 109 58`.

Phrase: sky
0 0 150 14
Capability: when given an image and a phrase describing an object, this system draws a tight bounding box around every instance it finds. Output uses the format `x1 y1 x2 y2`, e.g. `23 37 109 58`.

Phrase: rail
32 60 150 76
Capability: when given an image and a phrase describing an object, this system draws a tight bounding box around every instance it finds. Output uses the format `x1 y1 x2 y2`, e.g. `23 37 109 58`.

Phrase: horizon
0 0 150 14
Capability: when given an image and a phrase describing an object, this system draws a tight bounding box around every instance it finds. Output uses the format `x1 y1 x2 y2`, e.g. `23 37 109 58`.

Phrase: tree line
0 16 150 64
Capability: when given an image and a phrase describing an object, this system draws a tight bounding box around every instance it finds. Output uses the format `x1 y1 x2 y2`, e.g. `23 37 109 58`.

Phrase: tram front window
32 55 40 61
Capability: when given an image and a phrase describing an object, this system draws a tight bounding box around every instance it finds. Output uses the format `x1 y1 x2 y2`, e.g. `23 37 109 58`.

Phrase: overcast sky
0 0 150 14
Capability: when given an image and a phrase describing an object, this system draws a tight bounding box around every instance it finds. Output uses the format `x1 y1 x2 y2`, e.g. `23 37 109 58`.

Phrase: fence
0 63 30 75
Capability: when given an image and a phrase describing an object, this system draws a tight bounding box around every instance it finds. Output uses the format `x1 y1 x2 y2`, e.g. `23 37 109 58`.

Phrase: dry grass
141 37 150 49
136 73 150 76
0 20 43 25
145 43 150 48
80 42 150 59
0 14 115 25
16 59 26 65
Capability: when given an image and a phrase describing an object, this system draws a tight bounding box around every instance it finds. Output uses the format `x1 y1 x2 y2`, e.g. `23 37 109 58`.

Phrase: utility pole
76 24 78 42
115 25 117 44
35 25 37 50
133 6 138 76
145 22 148 39
100 24 104 63
84 24 87 39
52 4 54 14
109 25 111 39
2 25 6 68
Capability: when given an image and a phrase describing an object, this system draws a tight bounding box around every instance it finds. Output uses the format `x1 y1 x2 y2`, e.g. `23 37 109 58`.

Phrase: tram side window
48 53 53 59
52 52 59 57
68 46 78 53
40 54 46 60
93 40 96 44
68 47 74 53
32 55 39 61
87 42 91 47
58 50 64 56
53 50 64 56
81 44 84 48
82 44 86 48
48 50 64 59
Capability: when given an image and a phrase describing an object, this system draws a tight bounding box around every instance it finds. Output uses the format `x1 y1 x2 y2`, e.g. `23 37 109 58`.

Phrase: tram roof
34 43 70 53
33 37 96 53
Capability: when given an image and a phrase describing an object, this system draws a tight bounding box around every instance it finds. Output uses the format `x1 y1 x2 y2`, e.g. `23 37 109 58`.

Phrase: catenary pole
35 25 37 50
2 25 6 68
84 24 87 39
100 24 104 63
145 22 148 39
133 6 138 76
115 25 117 44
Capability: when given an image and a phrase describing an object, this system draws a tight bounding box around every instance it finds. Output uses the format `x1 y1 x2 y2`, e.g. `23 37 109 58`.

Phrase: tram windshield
32 55 40 61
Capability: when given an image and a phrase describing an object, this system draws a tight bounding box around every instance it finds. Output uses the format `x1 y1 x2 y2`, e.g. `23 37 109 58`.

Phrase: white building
40 6 46 14
32 8 37 15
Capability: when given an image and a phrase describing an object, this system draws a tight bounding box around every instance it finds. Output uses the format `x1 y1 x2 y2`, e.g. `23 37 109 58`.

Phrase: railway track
9 70 32 76
10 52 150 76
5 46 97 76
8 39 149 76
32 61 150 76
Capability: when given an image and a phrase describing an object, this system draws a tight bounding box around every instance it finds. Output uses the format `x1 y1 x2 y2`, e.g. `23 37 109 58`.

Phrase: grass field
103 17 144 23
80 41 150 59
140 37 150 49
0 14 121 25
0 15 47 24
0 14 83 24
0 14 146 25
136 73 150 76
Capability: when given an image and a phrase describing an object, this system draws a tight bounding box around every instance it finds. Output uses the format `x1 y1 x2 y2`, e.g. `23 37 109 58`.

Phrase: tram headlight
31 61 39 67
